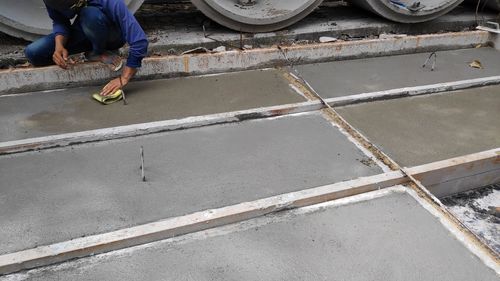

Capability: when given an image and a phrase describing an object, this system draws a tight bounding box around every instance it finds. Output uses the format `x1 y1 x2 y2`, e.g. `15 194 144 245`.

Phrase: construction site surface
0 2 499 280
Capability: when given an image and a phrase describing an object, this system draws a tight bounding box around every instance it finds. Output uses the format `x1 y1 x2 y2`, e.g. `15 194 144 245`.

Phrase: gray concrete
0 69 303 142
4 191 498 281
296 48 500 98
335 85 500 166
0 112 381 255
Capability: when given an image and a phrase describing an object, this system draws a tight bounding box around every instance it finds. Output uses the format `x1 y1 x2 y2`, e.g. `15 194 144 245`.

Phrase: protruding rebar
140 146 146 182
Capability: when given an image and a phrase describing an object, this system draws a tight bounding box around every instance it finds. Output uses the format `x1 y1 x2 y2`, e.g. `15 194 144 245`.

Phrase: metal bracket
476 21 500 34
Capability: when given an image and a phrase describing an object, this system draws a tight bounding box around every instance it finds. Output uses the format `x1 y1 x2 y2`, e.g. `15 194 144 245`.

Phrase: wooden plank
0 172 405 275
0 100 322 155
326 76 500 107
425 170 500 197
407 148 500 197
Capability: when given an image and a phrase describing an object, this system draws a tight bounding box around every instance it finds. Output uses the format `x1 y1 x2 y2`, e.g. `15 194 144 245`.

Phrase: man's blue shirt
46 0 148 68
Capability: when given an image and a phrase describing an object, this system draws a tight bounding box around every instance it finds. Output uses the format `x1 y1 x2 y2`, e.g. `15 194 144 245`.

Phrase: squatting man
25 0 148 96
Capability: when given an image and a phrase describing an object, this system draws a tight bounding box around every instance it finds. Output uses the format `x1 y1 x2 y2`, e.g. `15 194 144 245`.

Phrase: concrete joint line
322 97 500 263
0 31 490 95
0 149 498 276
325 76 500 106
0 101 322 156
287 60 500 265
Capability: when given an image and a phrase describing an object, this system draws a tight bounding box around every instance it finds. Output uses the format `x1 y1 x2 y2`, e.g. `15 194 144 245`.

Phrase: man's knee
24 44 37 64
24 36 55 66
79 6 108 30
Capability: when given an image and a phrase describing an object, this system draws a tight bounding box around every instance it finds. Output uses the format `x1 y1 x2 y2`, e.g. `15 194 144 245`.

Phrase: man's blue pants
25 6 124 66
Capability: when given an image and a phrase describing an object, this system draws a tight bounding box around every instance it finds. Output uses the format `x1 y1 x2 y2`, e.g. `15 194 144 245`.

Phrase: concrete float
350 0 463 22
190 0 324 33
0 0 144 41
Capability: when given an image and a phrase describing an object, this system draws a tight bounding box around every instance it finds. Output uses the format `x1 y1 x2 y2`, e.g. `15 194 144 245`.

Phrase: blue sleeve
106 0 148 68
46 5 71 37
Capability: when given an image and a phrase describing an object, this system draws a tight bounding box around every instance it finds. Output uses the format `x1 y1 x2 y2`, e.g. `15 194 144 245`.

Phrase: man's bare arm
53 35 70 69
100 66 138 96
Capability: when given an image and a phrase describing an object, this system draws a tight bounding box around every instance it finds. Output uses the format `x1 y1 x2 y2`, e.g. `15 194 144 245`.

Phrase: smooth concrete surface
336 86 500 167
0 69 304 142
0 112 381 255
5 191 498 281
296 48 500 98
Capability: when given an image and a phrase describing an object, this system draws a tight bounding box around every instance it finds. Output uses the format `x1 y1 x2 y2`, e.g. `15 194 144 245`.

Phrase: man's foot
85 51 123 72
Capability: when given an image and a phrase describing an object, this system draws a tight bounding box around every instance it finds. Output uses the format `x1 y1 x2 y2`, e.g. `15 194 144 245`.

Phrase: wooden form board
408 149 500 197
0 148 498 275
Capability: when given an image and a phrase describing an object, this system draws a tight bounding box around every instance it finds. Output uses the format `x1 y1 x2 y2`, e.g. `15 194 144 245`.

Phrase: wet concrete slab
335 85 500 167
295 48 500 98
0 69 304 142
5 190 497 281
0 112 381 255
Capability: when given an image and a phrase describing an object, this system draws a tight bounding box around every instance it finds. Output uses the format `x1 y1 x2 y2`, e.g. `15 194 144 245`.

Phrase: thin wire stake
277 45 329 108
140 146 146 182
203 24 244 50
122 89 128 105
119 76 128 105
240 29 243 50
422 52 437 71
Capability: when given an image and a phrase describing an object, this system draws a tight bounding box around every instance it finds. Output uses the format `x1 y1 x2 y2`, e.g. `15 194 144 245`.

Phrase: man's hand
53 35 73 69
100 76 129 96
53 46 70 69
100 66 137 96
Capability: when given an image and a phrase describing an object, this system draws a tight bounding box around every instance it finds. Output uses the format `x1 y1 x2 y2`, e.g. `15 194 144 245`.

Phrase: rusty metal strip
0 31 490 95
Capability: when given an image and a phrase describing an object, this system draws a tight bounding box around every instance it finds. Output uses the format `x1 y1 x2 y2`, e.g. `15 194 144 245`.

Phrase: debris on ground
422 52 437 71
319 36 338 43
212 46 227 52
442 184 500 254
181 47 210 55
379 33 408 39
469 59 483 69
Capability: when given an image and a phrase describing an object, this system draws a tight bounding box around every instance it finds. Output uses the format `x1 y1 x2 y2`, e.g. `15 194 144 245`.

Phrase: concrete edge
406 186 500 274
0 101 322 155
0 30 490 95
326 76 500 106
1 148 499 276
